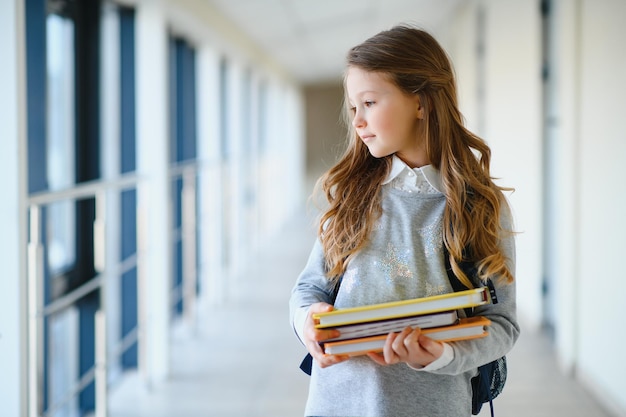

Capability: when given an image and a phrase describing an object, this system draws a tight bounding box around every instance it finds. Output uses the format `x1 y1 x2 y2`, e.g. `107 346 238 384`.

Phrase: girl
289 25 519 417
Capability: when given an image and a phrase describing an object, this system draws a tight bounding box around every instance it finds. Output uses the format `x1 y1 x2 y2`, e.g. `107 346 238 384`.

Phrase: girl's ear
415 96 425 120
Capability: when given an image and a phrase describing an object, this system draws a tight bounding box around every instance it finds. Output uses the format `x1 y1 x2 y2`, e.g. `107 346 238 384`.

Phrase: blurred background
1 0 625 416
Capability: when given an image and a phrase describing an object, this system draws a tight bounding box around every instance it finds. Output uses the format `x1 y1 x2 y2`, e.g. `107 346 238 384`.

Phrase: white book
325 310 459 342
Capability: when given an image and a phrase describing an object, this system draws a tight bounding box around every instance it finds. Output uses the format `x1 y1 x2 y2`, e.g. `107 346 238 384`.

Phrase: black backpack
444 250 507 417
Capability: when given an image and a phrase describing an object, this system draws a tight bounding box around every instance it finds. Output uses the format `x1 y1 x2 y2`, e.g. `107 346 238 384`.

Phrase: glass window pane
46 13 75 190
46 13 76 278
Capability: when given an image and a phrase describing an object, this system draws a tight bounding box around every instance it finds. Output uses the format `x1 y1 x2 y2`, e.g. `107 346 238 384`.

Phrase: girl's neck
396 153 430 169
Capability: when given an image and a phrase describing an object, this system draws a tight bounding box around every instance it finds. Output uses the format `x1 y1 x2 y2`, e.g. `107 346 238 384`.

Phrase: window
26 0 103 413
169 35 198 316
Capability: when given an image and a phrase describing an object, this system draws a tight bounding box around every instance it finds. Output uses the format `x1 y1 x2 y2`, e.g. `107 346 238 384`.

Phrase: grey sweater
289 185 519 417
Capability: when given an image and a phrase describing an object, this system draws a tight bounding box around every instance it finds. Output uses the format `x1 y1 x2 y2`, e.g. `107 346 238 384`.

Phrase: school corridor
2 1 625 416
105 208 612 417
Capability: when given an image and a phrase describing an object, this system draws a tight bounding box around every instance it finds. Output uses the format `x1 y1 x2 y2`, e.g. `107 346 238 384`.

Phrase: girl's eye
364 100 375 107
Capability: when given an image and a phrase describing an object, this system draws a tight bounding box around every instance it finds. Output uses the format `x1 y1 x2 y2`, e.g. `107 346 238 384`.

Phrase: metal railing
27 174 136 417
26 161 201 417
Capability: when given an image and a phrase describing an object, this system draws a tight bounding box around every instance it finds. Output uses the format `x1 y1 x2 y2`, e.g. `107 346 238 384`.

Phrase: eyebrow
351 90 380 96
347 90 381 103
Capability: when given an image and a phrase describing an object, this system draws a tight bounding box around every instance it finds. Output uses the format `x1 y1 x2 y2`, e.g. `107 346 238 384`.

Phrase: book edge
315 288 489 328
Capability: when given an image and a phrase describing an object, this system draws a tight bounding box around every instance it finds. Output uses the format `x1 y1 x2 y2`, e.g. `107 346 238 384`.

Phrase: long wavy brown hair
317 25 515 289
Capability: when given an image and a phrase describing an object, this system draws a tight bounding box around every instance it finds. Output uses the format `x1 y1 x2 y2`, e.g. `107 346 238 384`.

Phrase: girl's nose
352 111 365 128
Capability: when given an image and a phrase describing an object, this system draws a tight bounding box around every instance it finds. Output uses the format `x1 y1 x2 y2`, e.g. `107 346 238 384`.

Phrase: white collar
382 155 444 193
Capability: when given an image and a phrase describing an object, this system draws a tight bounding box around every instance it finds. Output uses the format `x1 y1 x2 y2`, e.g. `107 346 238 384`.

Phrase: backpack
444 250 507 417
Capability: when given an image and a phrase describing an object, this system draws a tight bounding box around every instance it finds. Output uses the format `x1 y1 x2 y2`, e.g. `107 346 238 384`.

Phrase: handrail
27 172 139 206
110 326 140 359
40 275 102 317
27 158 204 207
168 158 199 177
119 253 138 276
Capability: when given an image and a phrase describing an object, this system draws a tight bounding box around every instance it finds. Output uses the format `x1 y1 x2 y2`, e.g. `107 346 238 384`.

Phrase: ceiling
207 0 463 85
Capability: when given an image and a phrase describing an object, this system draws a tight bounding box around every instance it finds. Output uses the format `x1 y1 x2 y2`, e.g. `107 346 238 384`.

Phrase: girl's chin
365 146 392 159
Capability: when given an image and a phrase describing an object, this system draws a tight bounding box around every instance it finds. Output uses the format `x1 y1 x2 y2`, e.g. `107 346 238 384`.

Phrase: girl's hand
303 302 350 368
366 326 443 368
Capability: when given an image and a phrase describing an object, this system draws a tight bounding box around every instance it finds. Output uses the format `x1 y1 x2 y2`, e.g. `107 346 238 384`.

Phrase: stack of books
314 287 493 356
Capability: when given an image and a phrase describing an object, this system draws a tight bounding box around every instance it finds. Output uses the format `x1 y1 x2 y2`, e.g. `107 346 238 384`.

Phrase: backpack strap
443 245 498 309
444 244 500 417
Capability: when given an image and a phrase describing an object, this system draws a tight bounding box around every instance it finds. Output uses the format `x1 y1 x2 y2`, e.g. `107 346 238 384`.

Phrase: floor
108 209 614 417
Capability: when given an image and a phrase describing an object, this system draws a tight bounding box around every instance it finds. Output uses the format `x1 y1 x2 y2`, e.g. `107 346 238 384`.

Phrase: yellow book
323 316 491 356
314 287 491 328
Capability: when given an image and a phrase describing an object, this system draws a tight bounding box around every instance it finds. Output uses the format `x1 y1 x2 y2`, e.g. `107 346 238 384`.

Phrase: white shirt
382 155 443 194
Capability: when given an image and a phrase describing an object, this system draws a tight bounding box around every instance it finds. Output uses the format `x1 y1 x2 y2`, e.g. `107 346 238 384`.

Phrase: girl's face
346 66 427 168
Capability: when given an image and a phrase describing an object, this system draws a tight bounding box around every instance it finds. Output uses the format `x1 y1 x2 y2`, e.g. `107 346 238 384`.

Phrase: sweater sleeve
430 203 520 375
289 238 336 332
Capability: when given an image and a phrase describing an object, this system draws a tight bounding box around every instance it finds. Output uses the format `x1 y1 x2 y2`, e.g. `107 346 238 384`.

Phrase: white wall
197 46 225 306
256 81 306 237
443 1 482 135
135 1 172 384
544 0 576 376
576 1 626 414
283 86 307 216
0 1 27 416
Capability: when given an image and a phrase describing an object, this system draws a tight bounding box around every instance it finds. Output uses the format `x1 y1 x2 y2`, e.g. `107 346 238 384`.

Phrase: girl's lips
360 134 375 142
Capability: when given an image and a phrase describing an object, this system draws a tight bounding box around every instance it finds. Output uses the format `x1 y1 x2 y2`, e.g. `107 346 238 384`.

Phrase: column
135 0 171 385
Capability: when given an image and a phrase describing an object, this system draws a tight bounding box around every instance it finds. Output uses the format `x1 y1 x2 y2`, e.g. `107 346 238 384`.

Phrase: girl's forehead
346 67 388 83
346 67 394 95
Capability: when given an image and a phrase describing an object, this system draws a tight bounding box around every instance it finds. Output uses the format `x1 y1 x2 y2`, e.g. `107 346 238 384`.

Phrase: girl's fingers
391 327 414 353
383 331 404 364
388 328 428 363
303 302 351 368
369 327 444 367
305 337 349 367
305 326 340 344
403 327 422 349
417 334 444 357
303 302 337 345
318 353 350 368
